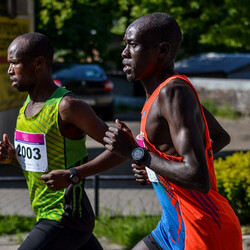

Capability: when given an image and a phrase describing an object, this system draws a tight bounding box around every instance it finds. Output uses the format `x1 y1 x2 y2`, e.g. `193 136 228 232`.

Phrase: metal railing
0 150 245 216
0 174 135 217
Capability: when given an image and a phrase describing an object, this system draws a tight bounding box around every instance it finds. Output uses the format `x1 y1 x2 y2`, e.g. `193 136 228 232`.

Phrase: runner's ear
35 56 45 69
158 41 170 58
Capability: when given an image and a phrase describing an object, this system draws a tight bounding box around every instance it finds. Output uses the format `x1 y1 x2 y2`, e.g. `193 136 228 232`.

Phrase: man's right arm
41 97 127 190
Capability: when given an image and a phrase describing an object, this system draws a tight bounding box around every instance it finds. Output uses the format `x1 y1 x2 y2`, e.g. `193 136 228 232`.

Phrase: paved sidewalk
0 187 161 250
0 187 161 217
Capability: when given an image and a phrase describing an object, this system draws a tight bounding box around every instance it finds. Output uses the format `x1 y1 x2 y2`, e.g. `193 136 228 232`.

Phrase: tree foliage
112 0 250 59
35 0 250 67
36 0 119 64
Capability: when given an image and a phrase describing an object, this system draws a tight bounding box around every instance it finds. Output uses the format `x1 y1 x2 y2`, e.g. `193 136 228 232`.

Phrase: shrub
0 215 35 235
202 99 241 119
214 151 250 224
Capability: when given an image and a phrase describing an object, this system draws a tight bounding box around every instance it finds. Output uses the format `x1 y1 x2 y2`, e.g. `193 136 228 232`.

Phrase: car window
53 64 107 81
84 69 103 78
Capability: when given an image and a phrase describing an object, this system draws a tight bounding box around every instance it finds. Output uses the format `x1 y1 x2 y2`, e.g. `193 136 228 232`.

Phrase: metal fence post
94 175 99 217
0 174 137 218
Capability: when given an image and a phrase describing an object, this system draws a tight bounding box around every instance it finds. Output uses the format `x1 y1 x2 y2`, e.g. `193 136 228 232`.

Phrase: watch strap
69 167 77 177
68 167 80 185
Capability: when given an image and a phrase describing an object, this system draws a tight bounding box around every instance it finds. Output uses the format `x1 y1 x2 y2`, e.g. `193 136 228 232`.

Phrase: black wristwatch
131 147 148 166
68 167 81 185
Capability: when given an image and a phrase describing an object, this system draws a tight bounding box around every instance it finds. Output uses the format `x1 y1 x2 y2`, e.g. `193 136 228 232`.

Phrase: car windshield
53 64 107 81
73 65 105 79
83 68 103 78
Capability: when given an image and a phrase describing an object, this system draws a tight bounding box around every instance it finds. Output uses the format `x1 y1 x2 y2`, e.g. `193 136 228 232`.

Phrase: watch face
132 147 145 161
72 175 80 184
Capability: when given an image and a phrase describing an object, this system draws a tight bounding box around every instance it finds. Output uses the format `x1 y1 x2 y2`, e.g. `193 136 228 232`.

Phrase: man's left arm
202 106 230 154
104 83 211 193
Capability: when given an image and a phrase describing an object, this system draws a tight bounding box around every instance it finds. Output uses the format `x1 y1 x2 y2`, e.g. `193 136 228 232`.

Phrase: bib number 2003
16 144 41 160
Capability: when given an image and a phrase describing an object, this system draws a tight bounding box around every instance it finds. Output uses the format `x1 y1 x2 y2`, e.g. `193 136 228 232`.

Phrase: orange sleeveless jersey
140 75 242 249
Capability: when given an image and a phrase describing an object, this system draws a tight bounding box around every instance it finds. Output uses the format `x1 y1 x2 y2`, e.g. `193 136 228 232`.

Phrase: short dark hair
13 32 54 67
131 13 182 60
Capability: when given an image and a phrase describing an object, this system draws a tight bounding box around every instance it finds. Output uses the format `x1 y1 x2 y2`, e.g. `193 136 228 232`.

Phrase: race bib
14 130 48 172
136 133 158 182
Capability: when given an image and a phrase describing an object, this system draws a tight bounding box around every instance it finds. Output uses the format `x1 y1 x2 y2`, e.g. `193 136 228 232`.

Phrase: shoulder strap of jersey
141 75 189 137
140 74 212 162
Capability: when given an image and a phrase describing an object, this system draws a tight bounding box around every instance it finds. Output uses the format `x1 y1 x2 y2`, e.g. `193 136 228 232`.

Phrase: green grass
242 225 250 235
115 103 142 114
0 214 248 249
0 213 159 248
0 214 35 236
202 99 242 119
94 213 160 249
115 99 242 119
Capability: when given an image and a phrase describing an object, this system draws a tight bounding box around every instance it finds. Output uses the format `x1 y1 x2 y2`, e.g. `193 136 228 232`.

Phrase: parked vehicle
53 64 114 120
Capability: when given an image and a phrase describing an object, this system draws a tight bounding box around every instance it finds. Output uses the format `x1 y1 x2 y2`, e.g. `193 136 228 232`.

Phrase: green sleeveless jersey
15 87 89 224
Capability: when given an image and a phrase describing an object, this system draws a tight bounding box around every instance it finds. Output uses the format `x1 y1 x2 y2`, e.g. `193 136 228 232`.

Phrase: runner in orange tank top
104 13 242 249
139 74 242 249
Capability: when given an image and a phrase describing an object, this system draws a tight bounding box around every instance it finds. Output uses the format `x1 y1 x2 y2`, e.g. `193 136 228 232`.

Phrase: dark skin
0 29 229 201
104 20 230 193
6 20 229 250
0 28 230 250
0 37 126 190
131 105 230 186
22 18 228 195
103 17 230 250
0 31 230 249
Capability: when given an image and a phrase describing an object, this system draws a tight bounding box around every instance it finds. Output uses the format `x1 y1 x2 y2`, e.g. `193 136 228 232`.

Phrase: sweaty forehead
124 21 159 47
8 38 29 58
9 37 27 50
124 26 138 40
125 21 148 41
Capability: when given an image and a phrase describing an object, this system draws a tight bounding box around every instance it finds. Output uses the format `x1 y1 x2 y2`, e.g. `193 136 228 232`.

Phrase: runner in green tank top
0 32 125 250
16 87 89 223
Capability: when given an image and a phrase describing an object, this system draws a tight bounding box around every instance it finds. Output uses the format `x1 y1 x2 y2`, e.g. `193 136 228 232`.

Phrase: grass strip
0 213 248 249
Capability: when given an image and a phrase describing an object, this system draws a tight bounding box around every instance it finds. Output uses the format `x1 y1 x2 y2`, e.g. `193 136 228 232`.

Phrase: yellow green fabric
15 87 88 222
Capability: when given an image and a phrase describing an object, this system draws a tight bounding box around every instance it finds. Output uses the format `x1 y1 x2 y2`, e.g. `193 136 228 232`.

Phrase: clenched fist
0 134 15 164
